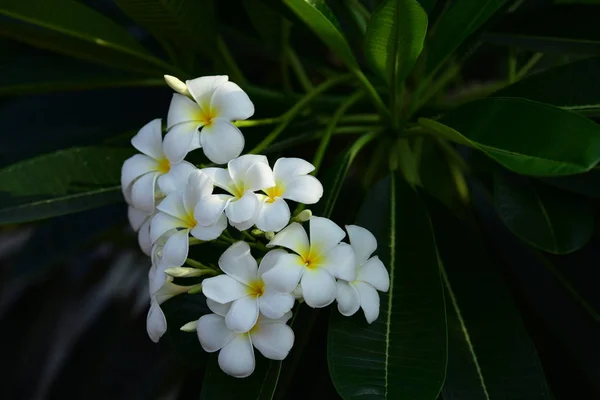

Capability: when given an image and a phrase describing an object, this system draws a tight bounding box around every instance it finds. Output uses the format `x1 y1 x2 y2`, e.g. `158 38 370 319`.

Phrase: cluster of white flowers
122 75 390 378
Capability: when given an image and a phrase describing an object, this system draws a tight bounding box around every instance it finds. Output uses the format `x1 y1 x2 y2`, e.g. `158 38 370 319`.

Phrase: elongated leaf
420 98 600 177
495 56 600 115
484 5 600 54
425 0 509 74
328 174 447 400
0 0 171 74
493 169 595 254
284 0 359 69
365 0 428 86
243 0 287 52
540 169 600 198
0 147 132 224
0 54 163 96
426 198 553 400
115 0 216 56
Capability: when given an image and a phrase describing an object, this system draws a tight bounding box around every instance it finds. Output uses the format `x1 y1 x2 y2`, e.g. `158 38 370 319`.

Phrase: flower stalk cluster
122 75 390 378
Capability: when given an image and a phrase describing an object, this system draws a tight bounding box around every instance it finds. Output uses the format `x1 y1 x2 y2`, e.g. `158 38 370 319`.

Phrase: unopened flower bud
180 320 198 332
166 266 210 278
293 209 312 222
164 75 190 96
265 231 275 241
251 228 264 237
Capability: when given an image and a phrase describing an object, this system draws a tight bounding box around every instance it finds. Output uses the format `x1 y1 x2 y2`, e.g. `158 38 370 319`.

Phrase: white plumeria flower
196 155 275 231
146 269 191 343
263 216 356 308
197 300 294 378
121 118 197 212
165 75 254 164
202 241 295 333
128 206 153 256
150 170 227 267
336 225 390 324
255 158 323 233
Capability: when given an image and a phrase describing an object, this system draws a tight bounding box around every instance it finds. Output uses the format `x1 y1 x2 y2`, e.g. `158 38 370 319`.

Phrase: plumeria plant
2 0 600 398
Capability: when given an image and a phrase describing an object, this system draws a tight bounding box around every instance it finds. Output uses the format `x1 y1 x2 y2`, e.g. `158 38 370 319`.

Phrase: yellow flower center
157 157 171 174
246 279 265 298
231 182 246 199
195 107 217 127
182 210 197 229
263 183 285 203
301 250 322 270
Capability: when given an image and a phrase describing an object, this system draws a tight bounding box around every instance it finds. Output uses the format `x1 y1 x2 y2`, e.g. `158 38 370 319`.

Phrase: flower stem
249 74 354 154
287 48 314 92
352 68 390 120
234 117 282 128
216 36 246 85
313 91 365 174
514 52 543 81
185 258 211 269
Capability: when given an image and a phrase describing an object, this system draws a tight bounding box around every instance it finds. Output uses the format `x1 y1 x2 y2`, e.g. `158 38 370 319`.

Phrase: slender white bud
180 320 198 332
294 209 312 222
165 266 211 278
164 75 189 95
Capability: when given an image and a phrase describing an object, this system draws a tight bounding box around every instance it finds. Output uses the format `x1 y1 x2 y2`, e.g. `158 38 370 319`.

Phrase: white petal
187 75 229 108
147 299 167 343
200 119 244 165
190 212 227 240
273 157 315 182
157 162 197 195
300 268 337 308
346 225 378 267
355 281 380 323
128 206 148 231
218 241 259 284
226 191 259 224
154 279 189 304
150 212 182 243
267 222 309 255
309 216 345 256
358 256 390 292
162 229 189 267
167 93 202 128
259 289 295 319
207 298 232 317
258 249 288 276
261 253 305 293
194 194 231 226
131 172 159 212
211 81 255 121
320 243 357 282
185 170 213 214
229 216 257 232
225 296 259 333
138 218 152 256
228 155 268 183
131 118 164 160
149 262 170 294
121 154 158 193
202 275 248 304
255 197 290 233
218 334 255 378
258 310 293 325
244 162 275 192
197 313 235 352
251 323 294 361
163 121 201 163
283 175 323 204
203 167 236 194
156 191 187 220
336 280 360 316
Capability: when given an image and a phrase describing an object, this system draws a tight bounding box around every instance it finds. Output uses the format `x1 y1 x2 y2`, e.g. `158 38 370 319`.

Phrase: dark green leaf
417 0 437 13
284 0 359 69
495 56 600 116
365 0 428 86
493 169 595 254
420 98 600 176
0 54 163 96
426 198 553 399
0 0 172 74
243 0 288 52
484 5 600 54
425 0 509 74
0 147 132 224
328 174 447 400
115 0 217 57
540 169 600 198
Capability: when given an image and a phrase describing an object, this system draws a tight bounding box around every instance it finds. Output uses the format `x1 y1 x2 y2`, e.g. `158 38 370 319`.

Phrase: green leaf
419 98 600 177
0 147 132 224
426 198 553 399
328 174 447 400
115 0 217 57
495 56 600 116
284 0 359 69
425 0 509 74
493 169 595 254
365 0 428 87
0 54 163 96
243 0 288 52
484 5 600 54
540 169 600 198
417 0 437 13
0 0 172 74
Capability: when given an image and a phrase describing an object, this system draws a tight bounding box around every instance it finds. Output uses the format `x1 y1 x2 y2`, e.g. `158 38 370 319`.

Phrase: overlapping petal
200 119 244 164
